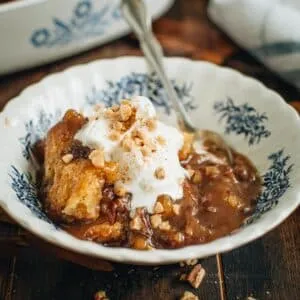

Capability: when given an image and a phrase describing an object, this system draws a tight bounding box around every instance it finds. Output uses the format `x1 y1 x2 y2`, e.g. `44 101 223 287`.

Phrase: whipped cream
75 96 187 212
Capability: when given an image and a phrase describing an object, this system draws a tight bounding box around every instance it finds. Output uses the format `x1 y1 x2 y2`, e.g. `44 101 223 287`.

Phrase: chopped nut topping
62 153 73 164
154 202 164 214
205 166 220 177
94 290 109 300
156 135 166 145
180 291 199 300
141 146 151 157
121 136 133 152
187 264 206 288
225 193 242 208
109 130 120 141
154 167 166 180
114 182 127 197
175 232 185 243
179 132 194 160
159 221 171 231
172 204 180 215
111 121 124 132
145 118 157 131
111 104 119 112
187 168 195 178
119 103 133 121
206 206 217 213
89 149 105 168
150 214 162 228
179 259 198 267
130 215 143 231
192 171 202 184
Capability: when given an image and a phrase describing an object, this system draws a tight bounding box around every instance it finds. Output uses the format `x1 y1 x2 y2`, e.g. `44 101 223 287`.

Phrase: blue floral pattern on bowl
214 98 271 145
30 0 121 48
86 72 196 115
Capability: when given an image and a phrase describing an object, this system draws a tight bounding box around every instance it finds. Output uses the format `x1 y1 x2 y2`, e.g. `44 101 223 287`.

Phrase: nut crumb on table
180 291 199 300
94 290 109 300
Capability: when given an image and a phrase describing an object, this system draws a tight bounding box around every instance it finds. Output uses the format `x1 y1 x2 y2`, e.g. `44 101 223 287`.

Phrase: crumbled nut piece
175 232 185 243
154 167 166 180
145 118 157 131
180 259 198 267
130 215 143 231
186 259 198 266
150 214 162 228
187 264 206 288
94 290 109 300
89 149 105 168
132 236 153 250
109 130 120 141
121 136 133 152
180 291 199 300
62 153 73 164
205 166 220 177
225 193 242 208
112 121 124 132
185 226 193 236
119 103 133 121
187 169 195 178
180 274 187 280
206 206 217 213
158 195 173 215
173 204 180 215
156 135 166 145
114 182 127 197
154 202 164 214
104 108 116 119
179 132 194 160
111 104 120 112
141 146 151 157
159 221 171 231
192 171 202 184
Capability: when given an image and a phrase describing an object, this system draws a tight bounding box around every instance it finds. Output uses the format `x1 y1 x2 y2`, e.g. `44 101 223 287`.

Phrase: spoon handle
122 0 195 132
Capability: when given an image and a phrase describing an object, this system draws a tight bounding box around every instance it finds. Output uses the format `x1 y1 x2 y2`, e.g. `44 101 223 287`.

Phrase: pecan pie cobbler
39 96 261 250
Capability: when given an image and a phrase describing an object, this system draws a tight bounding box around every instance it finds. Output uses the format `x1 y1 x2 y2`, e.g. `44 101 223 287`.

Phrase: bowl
0 57 299 265
0 0 174 75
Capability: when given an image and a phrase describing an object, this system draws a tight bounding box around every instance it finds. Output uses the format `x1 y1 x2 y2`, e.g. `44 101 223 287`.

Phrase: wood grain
0 0 299 299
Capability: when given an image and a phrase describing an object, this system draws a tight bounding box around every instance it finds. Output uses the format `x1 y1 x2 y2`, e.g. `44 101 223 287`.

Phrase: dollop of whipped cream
75 96 187 212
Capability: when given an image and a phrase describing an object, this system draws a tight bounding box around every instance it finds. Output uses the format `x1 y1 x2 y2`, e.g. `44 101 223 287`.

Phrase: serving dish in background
0 57 299 264
0 0 174 75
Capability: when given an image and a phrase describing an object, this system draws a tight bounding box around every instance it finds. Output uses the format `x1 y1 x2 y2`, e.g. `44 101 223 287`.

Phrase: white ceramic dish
0 57 299 265
0 0 174 75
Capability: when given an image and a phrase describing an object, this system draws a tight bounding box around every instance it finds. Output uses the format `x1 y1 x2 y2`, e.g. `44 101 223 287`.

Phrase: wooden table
0 1 299 299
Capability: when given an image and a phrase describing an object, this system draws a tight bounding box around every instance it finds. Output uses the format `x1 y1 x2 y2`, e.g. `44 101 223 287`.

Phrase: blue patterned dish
0 0 174 75
0 57 299 264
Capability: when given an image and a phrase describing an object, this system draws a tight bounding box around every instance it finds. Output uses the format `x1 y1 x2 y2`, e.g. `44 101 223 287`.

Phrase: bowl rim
0 56 299 264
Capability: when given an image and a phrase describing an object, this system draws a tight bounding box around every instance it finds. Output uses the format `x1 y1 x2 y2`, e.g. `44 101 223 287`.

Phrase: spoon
121 0 233 164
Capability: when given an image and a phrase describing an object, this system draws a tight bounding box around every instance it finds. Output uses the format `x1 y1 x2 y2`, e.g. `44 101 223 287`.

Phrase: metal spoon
121 0 233 163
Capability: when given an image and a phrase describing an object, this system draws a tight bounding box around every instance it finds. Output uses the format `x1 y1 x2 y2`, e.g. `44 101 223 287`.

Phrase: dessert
39 96 261 250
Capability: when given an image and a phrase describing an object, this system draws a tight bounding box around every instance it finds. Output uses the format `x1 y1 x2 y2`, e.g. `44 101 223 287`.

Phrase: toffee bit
150 214 162 228
187 264 206 289
154 202 164 214
89 149 105 168
94 290 109 300
180 291 199 300
154 167 166 180
62 153 73 164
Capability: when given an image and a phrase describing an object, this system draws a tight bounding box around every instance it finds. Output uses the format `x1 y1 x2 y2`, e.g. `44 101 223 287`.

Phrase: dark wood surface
0 1 299 299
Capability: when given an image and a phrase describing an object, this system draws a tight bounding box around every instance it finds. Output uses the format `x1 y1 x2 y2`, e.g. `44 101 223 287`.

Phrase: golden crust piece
43 110 104 223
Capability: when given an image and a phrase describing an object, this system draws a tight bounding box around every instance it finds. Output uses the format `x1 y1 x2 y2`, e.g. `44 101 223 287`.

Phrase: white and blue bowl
0 0 174 75
0 57 299 264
